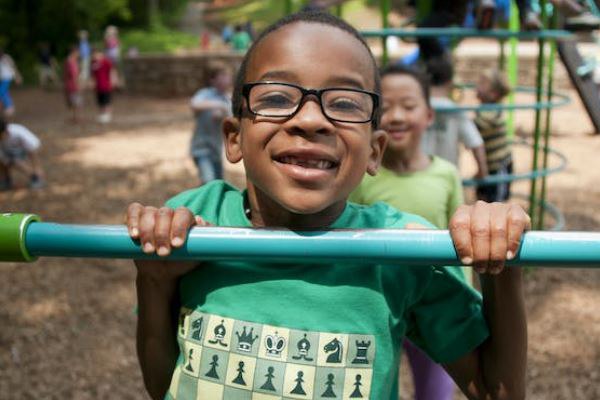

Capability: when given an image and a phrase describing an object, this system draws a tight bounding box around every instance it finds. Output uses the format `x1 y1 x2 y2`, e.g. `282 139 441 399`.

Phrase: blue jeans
0 80 13 110
194 154 223 184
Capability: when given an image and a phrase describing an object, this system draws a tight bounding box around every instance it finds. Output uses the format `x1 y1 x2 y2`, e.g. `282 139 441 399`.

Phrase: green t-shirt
350 156 463 229
164 180 488 400
231 31 251 51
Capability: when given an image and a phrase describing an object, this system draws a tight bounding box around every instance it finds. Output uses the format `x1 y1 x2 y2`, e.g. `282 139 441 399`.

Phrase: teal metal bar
433 84 571 112
360 28 572 39
2 217 600 267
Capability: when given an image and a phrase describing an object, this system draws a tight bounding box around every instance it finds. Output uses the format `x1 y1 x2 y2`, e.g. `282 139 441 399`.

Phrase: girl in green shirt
351 65 466 400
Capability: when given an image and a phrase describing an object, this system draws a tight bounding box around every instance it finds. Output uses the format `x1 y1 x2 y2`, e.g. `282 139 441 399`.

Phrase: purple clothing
404 340 456 400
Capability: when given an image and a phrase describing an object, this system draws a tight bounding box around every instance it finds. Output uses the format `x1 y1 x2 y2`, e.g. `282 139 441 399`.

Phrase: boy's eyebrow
257 70 368 90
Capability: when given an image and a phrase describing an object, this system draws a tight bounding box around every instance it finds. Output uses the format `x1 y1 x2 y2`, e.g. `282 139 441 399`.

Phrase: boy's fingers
126 202 144 238
471 201 491 273
489 202 509 274
449 205 474 266
507 204 531 260
171 207 195 248
154 207 174 257
139 206 158 254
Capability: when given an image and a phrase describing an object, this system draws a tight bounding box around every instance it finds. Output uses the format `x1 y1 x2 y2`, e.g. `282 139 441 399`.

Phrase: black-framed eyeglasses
242 82 379 124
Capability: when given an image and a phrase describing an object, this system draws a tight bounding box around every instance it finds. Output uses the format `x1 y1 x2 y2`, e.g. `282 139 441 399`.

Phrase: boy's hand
449 201 531 274
126 203 209 280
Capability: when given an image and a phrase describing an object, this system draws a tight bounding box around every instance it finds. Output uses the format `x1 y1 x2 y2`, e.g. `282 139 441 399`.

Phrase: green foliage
120 26 198 54
0 0 195 82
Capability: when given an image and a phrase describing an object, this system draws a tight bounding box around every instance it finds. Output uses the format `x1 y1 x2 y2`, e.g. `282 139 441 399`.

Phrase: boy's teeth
279 156 333 169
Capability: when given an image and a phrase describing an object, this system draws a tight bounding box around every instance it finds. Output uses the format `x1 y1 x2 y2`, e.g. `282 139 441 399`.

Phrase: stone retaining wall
122 51 571 96
122 52 244 96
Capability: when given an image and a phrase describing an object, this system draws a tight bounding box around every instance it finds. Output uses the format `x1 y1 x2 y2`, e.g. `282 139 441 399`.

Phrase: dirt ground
1 87 599 399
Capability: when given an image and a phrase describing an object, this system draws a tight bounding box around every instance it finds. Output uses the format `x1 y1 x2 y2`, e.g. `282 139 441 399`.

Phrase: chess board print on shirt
169 308 376 400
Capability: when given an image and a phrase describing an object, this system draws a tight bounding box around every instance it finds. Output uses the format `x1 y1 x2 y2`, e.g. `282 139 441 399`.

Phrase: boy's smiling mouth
272 149 340 183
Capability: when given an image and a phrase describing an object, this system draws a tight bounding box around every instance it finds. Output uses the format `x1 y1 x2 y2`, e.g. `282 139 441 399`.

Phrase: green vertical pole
529 0 548 226
506 1 520 140
380 0 391 65
284 0 293 15
499 39 507 71
334 4 343 17
538 10 558 229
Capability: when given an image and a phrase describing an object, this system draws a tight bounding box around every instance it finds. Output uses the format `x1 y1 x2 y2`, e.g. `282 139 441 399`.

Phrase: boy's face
224 22 386 216
380 74 433 153
476 76 498 103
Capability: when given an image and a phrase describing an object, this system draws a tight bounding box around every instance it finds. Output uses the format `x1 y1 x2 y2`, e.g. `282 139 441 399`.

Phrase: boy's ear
223 116 243 164
427 107 435 127
366 129 388 176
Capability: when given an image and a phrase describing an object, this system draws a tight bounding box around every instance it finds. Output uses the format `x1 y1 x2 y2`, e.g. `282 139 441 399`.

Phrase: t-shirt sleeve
12 125 40 152
406 268 489 364
458 113 484 149
190 88 214 108
447 168 464 223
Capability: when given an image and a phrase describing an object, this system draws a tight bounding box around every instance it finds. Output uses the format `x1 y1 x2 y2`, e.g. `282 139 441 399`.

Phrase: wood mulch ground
1 88 598 399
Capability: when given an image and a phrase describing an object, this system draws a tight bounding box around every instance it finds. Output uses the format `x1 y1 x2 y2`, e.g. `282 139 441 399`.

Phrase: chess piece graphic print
208 319 228 347
191 317 204 341
324 337 343 363
259 366 277 391
349 374 363 398
321 373 337 397
204 355 220 379
290 370 307 395
232 361 247 385
351 340 371 365
292 333 313 361
185 348 195 372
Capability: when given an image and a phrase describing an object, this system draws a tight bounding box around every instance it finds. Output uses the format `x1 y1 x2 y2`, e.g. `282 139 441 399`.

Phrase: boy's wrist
479 267 523 293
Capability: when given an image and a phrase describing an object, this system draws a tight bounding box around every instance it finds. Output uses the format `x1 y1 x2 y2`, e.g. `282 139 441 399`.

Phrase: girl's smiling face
380 73 433 154
223 22 386 224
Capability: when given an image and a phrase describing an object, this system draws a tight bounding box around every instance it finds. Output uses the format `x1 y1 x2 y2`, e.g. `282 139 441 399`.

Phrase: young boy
126 12 529 400
350 65 469 400
63 45 82 122
91 48 113 123
189 63 232 184
422 56 489 179
475 68 513 202
0 117 44 190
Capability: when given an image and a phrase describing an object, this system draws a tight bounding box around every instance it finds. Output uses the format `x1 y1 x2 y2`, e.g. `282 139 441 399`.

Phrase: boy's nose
286 98 334 136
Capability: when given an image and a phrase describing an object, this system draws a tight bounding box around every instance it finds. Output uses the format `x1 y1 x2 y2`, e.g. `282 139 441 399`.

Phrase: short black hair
380 64 431 106
231 11 381 126
426 55 454 86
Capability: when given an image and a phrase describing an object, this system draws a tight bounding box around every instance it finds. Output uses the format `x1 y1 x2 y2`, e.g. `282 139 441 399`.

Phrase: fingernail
172 237 183 247
131 228 139 237
461 257 473 265
506 250 514 260
143 242 154 253
157 246 169 256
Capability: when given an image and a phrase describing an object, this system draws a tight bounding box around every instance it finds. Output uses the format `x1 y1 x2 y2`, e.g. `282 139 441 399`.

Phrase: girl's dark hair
380 64 431 106
231 11 381 126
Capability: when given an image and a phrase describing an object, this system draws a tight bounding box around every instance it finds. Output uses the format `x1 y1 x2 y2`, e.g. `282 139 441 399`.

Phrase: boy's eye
253 92 297 110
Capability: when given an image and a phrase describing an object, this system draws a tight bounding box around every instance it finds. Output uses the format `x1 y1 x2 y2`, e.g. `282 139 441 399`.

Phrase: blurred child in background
91 48 113 124
0 117 44 190
474 68 513 202
63 45 82 122
422 56 488 180
189 63 232 184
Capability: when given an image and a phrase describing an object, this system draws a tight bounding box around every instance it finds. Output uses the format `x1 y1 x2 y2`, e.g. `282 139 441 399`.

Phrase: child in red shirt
63 46 81 122
91 48 113 123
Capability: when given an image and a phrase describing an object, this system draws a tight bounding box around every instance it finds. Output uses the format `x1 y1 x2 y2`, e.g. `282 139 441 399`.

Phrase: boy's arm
127 204 205 399
27 151 44 178
444 202 529 400
136 269 181 400
471 145 489 179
